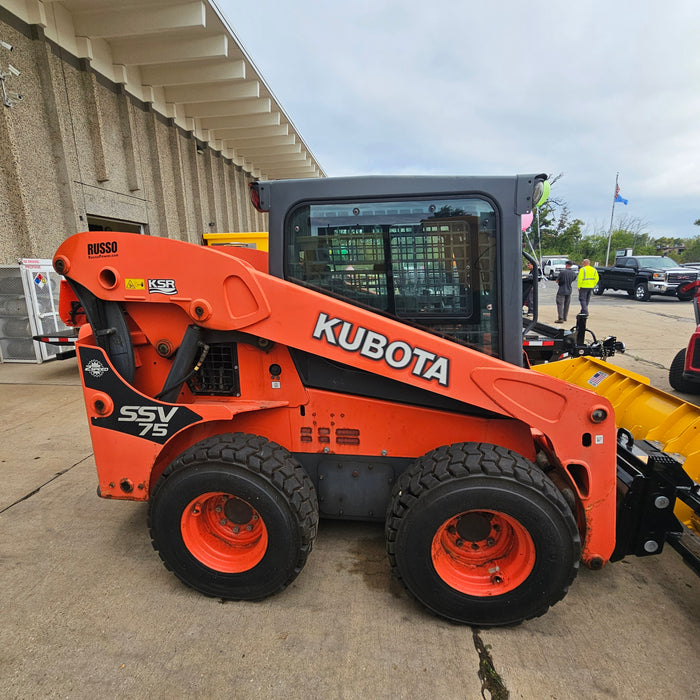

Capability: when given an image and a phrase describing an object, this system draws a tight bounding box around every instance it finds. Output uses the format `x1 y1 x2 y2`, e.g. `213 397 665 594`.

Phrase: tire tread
148 432 318 598
385 442 581 625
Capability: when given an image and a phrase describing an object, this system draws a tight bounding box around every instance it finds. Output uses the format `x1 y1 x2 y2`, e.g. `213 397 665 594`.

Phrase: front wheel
148 433 318 600
634 282 650 301
386 443 581 626
669 348 700 394
677 289 695 302
593 283 604 296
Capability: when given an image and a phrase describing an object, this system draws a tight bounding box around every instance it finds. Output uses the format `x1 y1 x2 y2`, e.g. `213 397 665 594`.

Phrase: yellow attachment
534 357 700 533
202 232 269 251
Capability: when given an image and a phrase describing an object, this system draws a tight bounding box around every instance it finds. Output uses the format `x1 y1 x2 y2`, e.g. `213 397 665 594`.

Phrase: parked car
594 255 697 302
542 256 578 280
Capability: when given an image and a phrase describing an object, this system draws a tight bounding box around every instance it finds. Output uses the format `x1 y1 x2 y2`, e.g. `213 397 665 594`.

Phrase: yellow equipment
535 357 700 534
202 232 269 251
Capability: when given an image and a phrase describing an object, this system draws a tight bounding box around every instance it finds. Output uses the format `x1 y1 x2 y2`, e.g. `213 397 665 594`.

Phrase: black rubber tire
669 348 700 394
677 289 695 302
626 289 636 297
148 433 318 600
385 442 581 626
634 282 650 301
593 283 604 295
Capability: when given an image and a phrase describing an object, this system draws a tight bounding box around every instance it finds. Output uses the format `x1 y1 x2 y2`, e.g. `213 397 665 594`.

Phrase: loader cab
252 174 547 366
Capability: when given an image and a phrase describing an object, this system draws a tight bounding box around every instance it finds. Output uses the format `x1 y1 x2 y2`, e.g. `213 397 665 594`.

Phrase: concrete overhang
3 0 324 180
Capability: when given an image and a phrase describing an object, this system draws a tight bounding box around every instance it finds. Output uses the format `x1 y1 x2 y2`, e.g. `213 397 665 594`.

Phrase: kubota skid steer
53 174 698 626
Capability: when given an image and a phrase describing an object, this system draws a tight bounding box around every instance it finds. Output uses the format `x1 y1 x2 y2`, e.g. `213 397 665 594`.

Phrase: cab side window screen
285 197 499 356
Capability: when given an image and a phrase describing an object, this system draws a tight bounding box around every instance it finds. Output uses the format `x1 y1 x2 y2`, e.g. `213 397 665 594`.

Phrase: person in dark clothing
555 260 577 323
522 261 535 315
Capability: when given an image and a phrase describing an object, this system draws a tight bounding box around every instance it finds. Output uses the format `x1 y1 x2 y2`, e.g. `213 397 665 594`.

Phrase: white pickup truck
542 256 577 280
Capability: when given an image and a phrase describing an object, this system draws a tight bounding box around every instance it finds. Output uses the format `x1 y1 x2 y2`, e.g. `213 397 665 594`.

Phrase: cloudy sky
217 0 700 239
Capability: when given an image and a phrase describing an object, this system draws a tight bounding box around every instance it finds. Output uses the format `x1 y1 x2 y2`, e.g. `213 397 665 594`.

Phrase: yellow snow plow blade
534 357 700 533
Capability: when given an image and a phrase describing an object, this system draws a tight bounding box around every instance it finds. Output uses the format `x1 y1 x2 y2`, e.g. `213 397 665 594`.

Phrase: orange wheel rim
431 509 535 595
181 492 268 573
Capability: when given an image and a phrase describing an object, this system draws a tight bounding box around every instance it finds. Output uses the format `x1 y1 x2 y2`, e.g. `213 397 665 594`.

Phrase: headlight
652 272 666 281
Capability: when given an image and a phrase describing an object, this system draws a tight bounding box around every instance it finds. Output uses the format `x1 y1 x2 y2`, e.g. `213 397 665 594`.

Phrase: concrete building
0 0 325 263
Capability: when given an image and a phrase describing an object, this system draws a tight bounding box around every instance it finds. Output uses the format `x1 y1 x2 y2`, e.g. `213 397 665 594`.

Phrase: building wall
0 9 267 265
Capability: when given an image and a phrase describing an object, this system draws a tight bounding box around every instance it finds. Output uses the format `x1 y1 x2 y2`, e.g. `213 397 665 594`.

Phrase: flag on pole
614 184 628 205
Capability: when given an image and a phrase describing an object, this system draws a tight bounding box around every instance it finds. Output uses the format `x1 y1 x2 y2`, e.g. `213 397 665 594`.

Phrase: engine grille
187 343 240 396
668 271 697 284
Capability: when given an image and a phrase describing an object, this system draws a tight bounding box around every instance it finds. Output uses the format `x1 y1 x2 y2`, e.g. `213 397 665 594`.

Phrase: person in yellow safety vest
577 258 599 316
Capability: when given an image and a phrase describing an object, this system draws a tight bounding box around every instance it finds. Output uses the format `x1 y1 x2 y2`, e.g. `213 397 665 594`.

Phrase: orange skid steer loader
53 174 697 626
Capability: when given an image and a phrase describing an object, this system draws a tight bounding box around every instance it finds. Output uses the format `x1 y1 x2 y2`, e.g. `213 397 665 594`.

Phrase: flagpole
605 172 619 266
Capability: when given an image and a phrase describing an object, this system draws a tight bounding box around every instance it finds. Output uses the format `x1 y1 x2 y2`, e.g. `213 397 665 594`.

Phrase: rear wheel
386 443 580 626
669 348 700 394
634 282 650 301
148 433 318 600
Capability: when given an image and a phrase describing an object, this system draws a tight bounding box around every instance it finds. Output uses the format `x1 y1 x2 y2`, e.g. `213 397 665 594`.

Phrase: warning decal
33 272 48 288
125 278 145 291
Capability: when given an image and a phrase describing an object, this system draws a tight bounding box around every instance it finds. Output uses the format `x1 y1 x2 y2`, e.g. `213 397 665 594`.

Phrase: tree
430 205 466 218
529 184 700 265
678 237 700 262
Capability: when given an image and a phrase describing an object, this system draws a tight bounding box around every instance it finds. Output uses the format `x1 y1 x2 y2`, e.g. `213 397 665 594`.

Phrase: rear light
249 182 267 212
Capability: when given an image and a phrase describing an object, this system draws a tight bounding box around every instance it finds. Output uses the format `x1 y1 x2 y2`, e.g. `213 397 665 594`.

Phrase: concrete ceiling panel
164 80 259 104
72 2 206 39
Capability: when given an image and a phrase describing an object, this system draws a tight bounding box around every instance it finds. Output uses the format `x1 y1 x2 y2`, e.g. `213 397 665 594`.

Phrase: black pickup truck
594 255 698 301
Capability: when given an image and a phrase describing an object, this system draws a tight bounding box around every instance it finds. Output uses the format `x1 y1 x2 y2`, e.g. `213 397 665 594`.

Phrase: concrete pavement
1 299 699 699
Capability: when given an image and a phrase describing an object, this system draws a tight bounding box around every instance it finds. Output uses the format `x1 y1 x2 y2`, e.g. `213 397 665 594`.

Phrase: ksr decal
148 279 177 295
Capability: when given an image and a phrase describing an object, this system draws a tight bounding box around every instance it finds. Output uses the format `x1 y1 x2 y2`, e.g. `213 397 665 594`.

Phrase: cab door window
285 197 499 356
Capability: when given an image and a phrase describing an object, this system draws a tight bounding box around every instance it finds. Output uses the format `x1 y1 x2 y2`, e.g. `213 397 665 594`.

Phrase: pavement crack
625 354 668 371
0 454 93 514
472 629 509 699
